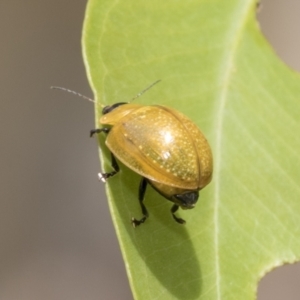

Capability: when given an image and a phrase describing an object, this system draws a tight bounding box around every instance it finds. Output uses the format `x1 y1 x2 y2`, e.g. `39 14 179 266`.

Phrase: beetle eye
173 191 199 209
102 102 128 115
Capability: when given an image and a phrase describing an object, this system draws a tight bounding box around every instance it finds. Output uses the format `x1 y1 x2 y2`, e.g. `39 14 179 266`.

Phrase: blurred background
0 0 299 299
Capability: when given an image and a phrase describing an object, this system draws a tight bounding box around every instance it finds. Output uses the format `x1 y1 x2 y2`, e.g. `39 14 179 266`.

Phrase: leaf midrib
213 1 253 298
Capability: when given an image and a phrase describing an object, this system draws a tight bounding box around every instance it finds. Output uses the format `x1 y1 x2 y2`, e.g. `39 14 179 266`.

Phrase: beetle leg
90 127 110 137
171 204 186 225
131 177 149 227
90 127 118 182
98 152 120 182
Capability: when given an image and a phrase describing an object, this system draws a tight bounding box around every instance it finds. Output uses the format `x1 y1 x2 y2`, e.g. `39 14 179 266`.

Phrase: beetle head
172 191 199 210
102 102 128 115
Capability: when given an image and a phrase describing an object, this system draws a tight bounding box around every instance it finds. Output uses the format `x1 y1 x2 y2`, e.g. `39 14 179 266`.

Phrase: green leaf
82 0 300 299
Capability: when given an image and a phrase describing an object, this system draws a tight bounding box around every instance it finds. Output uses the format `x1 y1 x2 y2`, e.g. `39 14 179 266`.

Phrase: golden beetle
90 82 213 227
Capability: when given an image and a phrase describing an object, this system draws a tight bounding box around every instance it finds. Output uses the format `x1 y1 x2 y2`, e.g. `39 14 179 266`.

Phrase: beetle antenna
130 80 161 102
51 86 96 104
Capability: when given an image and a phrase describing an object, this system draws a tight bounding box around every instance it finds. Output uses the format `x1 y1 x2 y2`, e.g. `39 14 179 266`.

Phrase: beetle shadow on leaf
113 166 202 300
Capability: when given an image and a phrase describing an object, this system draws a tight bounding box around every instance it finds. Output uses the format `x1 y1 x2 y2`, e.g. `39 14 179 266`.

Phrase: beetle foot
90 128 110 137
131 216 147 228
97 173 107 183
98 171 118 182
170 204 186 224
90 129 100 137
172 214 186 225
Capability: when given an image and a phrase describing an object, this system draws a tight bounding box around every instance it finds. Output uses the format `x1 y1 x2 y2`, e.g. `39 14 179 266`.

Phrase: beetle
90 81 213 227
